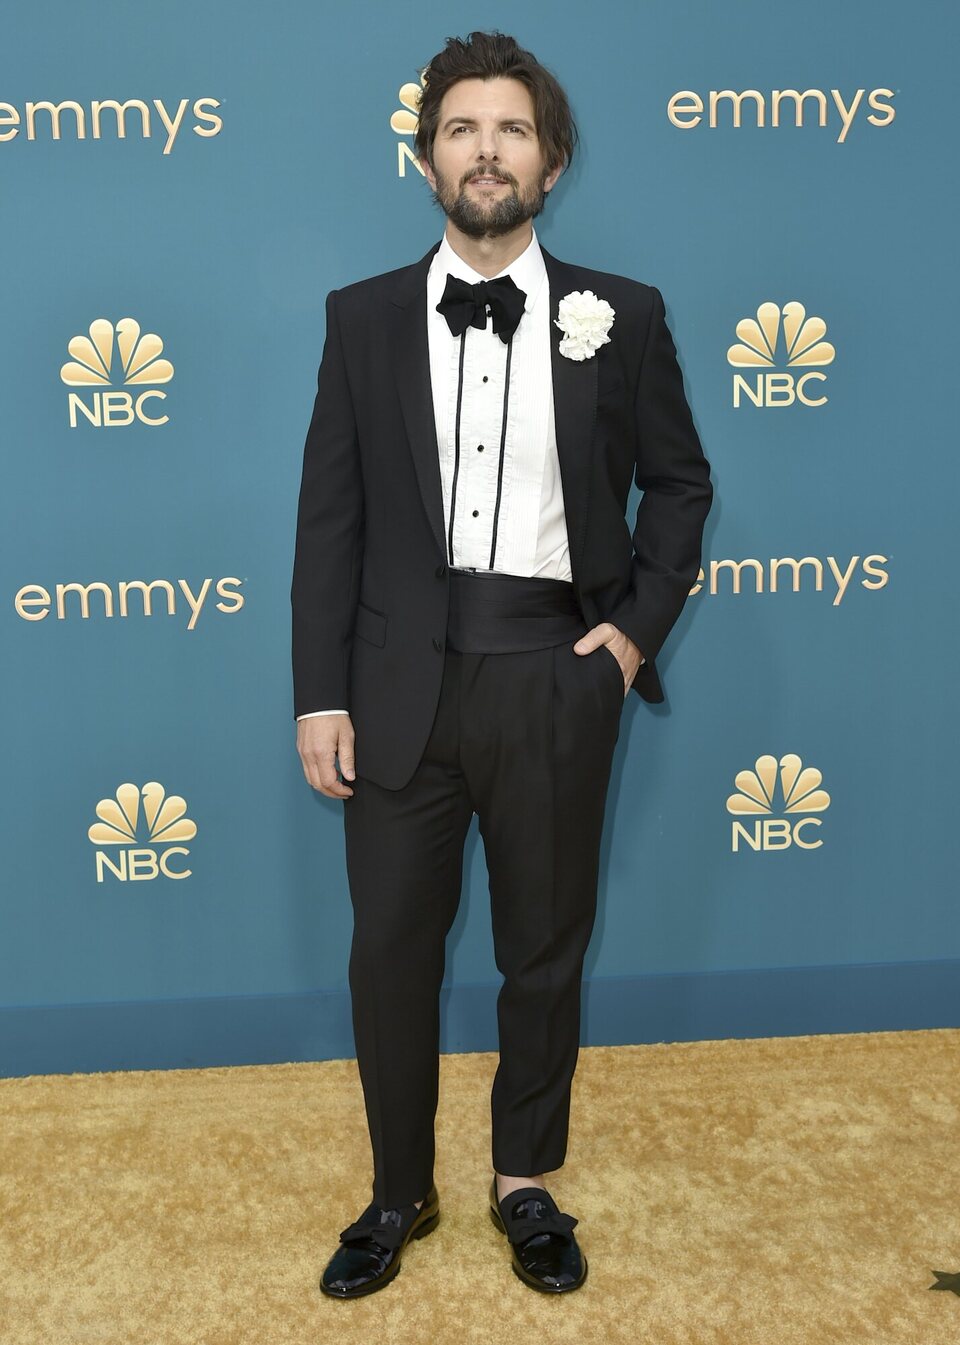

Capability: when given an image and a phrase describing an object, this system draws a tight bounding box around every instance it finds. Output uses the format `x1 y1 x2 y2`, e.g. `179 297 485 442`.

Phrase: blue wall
2 0 957 1075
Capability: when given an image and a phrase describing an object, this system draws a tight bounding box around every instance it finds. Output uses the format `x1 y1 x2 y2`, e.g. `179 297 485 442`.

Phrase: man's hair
414 31 578 178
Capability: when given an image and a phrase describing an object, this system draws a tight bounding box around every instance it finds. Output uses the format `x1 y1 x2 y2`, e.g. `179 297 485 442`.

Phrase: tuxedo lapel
541 246 598 585
390 241 447 561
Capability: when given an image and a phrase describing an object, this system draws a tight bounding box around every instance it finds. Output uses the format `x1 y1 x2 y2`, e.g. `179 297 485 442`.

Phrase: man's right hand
296 714 356 799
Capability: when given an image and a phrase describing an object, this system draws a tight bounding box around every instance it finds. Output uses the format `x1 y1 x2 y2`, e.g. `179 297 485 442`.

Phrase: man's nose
476 131 500 162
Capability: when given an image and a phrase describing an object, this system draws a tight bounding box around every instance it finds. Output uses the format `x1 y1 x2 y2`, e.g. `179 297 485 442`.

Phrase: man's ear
420 156 437 190
543 160 564 194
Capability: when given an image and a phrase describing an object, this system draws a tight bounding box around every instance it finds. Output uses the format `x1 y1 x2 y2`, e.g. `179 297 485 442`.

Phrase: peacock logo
726 754 830 851
727 302 835 408
391 75 426 178
60 317 174 428
60 318 174 387
88 781 196 881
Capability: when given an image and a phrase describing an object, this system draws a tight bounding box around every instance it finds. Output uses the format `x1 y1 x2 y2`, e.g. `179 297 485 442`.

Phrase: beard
429 163 549 239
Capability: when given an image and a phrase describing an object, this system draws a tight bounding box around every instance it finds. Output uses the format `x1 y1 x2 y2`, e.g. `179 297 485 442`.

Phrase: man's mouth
467 175 509 187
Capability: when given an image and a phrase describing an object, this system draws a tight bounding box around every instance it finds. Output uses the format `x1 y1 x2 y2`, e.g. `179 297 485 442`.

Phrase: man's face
421 77 562 240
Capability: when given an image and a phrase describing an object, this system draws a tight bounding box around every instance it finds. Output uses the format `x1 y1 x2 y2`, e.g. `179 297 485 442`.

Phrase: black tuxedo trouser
342 570 625 1208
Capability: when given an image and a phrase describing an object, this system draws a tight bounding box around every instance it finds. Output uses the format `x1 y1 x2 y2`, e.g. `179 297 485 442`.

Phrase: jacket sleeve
608 285 712 667
290 289 365 718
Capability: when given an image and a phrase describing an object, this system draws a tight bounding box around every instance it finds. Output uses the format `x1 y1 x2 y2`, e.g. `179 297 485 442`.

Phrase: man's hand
296 714 356 799
573 623 644 698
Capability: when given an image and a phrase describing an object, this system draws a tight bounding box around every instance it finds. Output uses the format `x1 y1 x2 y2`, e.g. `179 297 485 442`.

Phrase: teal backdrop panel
1 0 957 1074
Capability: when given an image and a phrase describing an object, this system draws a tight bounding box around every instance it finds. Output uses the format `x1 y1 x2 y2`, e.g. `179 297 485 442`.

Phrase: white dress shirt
298 227 637 720
427 227 571 580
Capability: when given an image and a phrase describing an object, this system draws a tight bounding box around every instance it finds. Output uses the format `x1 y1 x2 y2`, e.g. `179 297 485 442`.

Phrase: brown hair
414 31 578 177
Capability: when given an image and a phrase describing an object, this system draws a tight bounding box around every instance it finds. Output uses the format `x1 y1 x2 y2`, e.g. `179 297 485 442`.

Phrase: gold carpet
2 1029 959 1344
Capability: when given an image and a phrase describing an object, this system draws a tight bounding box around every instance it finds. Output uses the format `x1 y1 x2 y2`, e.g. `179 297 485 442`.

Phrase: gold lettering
56 581 113 620
668 87 896 137
159 847 191 879
765 374 797 407
830 88 865 144
118 580 176 618
866 89 896 127
666 91 703 128
689 555 890 601
709 89 764 129
178 577 212 631
192 98 223 137
134 389 168 426
0 102 19 141
771 89 828 128
710 558 764 596
96 851 127 882
215 577 245 613
826 555 860 606
860 555 890 590
732 821 762 853
796 371 828 407
732 374 764 409
128 849 160 881
397 142 425 177
101 391 135 426
67 393 101 428
762 818 792 850
91 99 150 140
17 576 245 623
14 584 51 620
793 818 823 849
153 98 189 155
25 100 84 140
770 557 823 593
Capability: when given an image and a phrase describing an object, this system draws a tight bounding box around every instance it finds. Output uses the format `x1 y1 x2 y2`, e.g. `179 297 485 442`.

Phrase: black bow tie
436 272 527 344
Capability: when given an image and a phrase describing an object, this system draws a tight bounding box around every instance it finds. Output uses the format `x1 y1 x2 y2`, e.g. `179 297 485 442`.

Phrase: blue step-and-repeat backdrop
2 1 957 1076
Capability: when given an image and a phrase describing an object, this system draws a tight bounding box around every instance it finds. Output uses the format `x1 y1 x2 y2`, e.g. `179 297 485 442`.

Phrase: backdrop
3 0 957 1076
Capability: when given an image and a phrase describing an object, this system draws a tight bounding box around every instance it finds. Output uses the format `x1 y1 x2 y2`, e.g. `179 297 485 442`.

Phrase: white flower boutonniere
555 290 616 361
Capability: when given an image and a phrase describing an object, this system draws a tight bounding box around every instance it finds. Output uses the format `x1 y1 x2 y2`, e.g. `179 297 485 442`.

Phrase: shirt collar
428 227 546 314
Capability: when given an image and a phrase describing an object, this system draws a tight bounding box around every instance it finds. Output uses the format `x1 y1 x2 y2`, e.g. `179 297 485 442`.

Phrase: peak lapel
390 242 447 561
541 246 599 584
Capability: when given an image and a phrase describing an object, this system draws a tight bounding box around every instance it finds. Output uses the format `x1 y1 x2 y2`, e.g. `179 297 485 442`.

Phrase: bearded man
291 29 713 1298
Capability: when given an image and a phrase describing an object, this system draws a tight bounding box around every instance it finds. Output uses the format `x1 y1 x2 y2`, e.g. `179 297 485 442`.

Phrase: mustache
460 167 516 188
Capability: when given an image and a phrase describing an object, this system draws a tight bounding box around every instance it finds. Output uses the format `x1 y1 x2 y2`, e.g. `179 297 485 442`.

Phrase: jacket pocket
354 600 387 648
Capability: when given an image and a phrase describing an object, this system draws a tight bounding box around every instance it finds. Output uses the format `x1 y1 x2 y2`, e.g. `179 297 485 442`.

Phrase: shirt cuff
297 710 349 719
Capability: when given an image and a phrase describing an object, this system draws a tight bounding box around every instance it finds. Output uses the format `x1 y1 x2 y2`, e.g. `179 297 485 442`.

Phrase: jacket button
435 562 446 577
432 636 443 652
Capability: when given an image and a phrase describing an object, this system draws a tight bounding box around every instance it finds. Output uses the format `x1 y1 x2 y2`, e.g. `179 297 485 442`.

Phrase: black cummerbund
446 567 587 654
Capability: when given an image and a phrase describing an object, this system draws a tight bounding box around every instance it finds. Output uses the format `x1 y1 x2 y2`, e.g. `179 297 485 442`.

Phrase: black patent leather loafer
488 1177 587 1293
320 1181 440 1298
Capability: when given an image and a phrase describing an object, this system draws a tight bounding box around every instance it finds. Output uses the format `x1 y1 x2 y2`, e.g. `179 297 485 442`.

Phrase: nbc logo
391 75 425 177
88 781 196 882
726 754 830 852
60 317 174 428
727 302 835 408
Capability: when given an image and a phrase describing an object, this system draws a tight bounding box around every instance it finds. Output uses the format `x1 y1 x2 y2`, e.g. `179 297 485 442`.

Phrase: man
291 31 712 1298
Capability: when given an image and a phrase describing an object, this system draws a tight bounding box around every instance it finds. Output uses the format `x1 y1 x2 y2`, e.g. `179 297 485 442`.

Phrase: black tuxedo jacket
292 240 713 791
